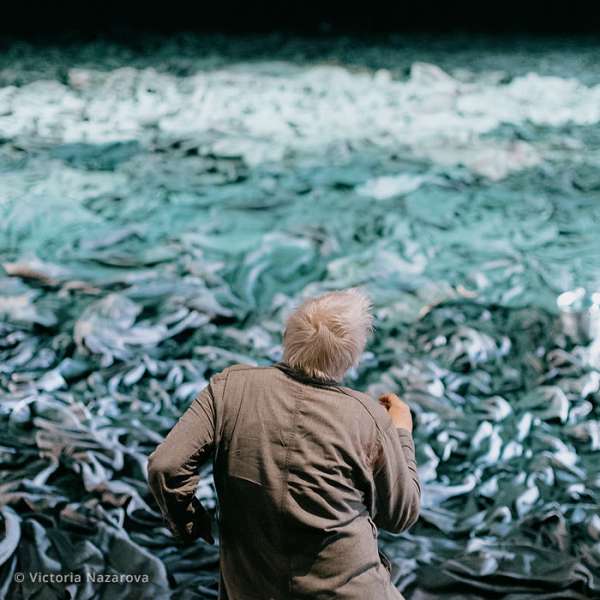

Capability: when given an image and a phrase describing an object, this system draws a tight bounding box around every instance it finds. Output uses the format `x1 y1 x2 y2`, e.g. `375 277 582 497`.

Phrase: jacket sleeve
147 370 227 545
370 424 421 534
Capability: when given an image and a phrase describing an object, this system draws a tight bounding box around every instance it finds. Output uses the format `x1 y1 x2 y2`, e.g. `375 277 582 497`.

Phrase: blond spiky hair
282 287 375 382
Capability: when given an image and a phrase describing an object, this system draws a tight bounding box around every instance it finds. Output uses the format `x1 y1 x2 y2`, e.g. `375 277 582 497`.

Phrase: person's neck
274 361 341 387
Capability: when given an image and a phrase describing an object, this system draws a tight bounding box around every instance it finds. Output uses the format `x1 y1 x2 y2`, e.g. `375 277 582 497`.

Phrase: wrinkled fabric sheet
1 36 600 599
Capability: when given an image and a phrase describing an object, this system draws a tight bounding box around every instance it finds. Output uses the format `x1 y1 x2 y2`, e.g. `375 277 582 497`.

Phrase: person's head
281 286 375 382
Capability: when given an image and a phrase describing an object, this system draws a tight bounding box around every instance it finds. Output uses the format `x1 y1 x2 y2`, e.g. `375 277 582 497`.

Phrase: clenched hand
378 393 413 432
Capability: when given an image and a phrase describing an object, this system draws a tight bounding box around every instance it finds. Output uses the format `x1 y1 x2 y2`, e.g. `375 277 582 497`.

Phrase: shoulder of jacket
207 363 253 383
334 386 394 434
217 363 266 379
224 363 257 372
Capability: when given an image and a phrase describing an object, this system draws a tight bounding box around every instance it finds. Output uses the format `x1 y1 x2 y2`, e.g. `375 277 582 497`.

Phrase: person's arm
147 370 227 545
371 395 421 533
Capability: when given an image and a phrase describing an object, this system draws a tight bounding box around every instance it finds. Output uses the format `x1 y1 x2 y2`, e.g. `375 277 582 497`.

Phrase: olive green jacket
147 361 421 599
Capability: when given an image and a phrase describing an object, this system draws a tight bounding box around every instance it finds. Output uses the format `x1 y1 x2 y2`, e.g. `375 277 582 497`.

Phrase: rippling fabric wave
1 36 599 599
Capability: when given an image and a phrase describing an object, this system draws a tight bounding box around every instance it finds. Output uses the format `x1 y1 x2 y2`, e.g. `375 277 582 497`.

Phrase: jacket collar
272 361 341 389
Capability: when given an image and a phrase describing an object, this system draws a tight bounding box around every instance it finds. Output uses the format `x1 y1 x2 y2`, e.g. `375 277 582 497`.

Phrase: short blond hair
282 287 375 382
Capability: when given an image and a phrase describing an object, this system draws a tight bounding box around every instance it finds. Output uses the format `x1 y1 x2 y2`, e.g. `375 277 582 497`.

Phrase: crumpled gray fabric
1 35 600 599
